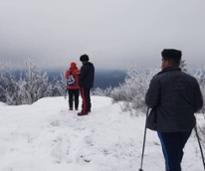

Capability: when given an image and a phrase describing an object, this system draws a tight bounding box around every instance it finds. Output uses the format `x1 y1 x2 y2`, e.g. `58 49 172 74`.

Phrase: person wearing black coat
78 54 95 116
145 49 203 171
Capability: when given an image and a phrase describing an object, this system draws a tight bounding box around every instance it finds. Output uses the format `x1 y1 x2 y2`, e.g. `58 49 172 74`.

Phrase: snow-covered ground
0 96 204 171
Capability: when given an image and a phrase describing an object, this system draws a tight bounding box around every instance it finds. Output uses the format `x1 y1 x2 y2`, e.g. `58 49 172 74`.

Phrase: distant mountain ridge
46 69 126 89
94 69 126 88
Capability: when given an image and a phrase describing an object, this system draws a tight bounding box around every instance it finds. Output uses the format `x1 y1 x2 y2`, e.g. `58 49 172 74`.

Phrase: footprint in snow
50 120 60 127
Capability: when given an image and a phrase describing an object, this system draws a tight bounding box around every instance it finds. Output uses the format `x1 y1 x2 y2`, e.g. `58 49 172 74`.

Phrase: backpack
67 73 76 86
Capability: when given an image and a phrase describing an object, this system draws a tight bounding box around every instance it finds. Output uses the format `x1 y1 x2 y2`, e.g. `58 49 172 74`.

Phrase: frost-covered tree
194 68 205 113
0 71 18 104
110 69 157 113
180 60 187 72
92 87 113 97
0 60 66 105
14 62 50 104
50 73 66 97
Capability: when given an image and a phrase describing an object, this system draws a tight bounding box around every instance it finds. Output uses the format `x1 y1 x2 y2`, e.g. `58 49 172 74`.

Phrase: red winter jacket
65 62 80 90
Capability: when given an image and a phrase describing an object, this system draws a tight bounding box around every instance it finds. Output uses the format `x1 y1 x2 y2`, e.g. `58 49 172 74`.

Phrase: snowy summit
0 96 203 171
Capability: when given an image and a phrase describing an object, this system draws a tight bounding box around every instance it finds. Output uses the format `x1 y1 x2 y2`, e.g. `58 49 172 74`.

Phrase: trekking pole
64 88 68 100
194 126 205 170
139 107 149 171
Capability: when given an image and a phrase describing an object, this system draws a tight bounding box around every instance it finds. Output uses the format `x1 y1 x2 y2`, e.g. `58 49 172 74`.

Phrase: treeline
0 63 126 105
1 61 205 113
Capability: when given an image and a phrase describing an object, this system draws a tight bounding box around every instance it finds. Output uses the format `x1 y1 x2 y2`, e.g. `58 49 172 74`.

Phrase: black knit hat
161 49 182 65
80 54 89 62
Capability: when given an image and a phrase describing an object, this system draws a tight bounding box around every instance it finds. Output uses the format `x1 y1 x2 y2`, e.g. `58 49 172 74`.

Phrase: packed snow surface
0 96 204 171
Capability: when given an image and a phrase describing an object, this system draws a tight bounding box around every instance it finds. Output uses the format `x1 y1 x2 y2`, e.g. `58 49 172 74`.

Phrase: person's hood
69 62 78 71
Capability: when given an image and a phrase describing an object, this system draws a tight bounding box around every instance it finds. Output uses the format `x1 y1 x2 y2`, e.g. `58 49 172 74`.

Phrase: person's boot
77 111 88 116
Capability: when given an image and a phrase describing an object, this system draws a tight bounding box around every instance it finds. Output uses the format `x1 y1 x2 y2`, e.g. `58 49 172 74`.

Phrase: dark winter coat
145 67 203 132
79 62 95 88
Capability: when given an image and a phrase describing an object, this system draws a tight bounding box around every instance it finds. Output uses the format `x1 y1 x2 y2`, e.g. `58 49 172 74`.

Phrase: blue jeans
157 131 192 171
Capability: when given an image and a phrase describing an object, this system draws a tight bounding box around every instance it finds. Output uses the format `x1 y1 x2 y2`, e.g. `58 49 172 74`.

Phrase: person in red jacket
65 62 80 111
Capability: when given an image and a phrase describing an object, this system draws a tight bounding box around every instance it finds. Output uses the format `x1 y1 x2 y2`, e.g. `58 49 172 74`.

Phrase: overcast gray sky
0 0 205 70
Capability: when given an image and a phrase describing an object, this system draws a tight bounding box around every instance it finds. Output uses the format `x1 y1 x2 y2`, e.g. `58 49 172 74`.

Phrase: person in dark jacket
78 54 95 116
145 49 203 171
65 62 80 111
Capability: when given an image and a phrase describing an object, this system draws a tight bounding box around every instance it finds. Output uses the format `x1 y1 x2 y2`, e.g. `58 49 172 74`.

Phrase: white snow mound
0 96 204 171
